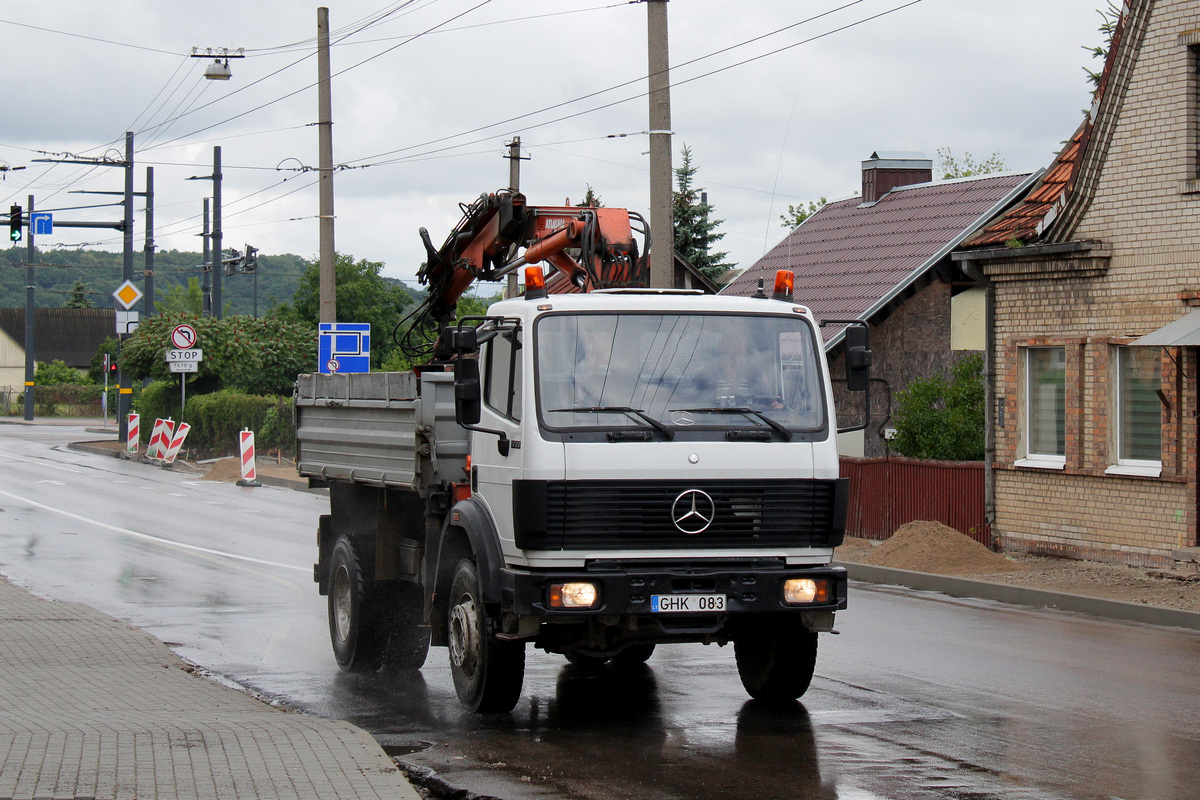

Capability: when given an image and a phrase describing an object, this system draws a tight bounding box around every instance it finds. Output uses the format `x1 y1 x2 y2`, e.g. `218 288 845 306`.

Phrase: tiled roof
963 121 1086 248
961 2 1139 248
0 307 116 368
721 173 1033 343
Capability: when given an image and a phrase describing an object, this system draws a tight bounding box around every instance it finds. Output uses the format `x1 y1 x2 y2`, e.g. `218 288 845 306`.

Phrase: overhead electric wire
0 17 180 55
138 0 495 154
352 0 923 170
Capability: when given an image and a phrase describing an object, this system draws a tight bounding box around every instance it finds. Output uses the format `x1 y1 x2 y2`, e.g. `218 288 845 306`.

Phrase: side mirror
454 358 482 426
844 324 872 392
448 325 478 354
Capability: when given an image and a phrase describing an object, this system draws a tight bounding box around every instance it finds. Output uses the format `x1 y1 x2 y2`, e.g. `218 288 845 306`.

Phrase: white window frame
1015 346 1066 470
1105 345 1162 478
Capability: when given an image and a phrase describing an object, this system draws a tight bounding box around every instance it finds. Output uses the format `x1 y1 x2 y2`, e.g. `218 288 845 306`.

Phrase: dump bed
294 371 468 490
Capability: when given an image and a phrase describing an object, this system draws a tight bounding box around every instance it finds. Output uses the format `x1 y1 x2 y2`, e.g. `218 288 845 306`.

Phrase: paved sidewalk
0 578 420 800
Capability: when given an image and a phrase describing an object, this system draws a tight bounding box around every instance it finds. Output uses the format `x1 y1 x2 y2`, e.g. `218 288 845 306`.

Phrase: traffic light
105 354 118 376
243 244 258 272
9 205 21 242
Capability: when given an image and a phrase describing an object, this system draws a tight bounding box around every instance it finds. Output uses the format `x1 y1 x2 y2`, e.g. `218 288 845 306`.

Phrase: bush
891 353 985 461
36 359 91 386
133 381 294 458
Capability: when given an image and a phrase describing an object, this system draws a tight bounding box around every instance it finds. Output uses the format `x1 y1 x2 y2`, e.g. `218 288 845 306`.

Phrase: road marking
37 480 67 486
0 487 308 573
0 452 83 474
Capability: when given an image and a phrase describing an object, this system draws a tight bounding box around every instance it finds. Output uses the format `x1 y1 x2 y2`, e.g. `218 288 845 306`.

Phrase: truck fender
432 495 505 605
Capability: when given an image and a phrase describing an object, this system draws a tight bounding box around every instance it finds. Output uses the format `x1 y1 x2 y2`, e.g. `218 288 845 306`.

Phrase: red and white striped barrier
238 429 260 486
147 418 175 461
161 422 191 465
126 412 140 455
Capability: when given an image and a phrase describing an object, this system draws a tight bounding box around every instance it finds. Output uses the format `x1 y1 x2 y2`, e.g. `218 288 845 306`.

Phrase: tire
328 535 387 672
611 643 655 669
734 619 818 703
447 559 525 712
382 580 431 670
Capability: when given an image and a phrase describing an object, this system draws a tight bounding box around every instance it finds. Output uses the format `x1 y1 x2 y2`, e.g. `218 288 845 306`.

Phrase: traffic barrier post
237 428 261 487
126 412 140 455
161 423 191 466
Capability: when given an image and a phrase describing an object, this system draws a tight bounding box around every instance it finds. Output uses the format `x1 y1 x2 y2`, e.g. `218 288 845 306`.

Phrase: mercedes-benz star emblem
671 489 715 534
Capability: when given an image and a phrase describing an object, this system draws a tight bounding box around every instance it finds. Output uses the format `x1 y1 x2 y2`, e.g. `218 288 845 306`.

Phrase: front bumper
497 561 847 618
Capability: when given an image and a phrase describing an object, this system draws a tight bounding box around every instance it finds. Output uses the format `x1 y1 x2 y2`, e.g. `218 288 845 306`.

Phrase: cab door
471 327 525 545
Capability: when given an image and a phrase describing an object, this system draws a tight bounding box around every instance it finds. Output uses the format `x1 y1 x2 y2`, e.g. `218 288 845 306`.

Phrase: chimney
861 151 933 203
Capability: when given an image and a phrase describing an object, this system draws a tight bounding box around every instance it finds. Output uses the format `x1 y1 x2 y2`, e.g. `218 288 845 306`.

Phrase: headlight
783 578 830 605
549 582 599 609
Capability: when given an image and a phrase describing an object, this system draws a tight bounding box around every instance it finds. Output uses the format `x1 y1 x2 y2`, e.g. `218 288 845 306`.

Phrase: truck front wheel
734 619 818 703
328 536 386 672
447 559 525 713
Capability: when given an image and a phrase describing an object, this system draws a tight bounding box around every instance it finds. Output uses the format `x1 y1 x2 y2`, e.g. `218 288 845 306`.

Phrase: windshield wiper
670 407 793 441
550 406 675 440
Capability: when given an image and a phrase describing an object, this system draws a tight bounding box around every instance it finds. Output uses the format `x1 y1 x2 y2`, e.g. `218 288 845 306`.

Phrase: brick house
723 153 1037 457
953 0 1200 568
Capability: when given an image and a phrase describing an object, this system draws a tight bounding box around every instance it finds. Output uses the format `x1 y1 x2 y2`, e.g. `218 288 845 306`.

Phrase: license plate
651 594 726 613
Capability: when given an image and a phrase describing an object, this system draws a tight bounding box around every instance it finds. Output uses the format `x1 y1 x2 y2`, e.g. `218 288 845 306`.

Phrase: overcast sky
1 0 1106 290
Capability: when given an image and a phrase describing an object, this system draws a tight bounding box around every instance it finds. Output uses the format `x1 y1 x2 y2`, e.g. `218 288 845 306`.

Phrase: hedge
133 381 295 458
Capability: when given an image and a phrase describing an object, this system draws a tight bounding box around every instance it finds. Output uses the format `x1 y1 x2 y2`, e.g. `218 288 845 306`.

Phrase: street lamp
190 47 245 81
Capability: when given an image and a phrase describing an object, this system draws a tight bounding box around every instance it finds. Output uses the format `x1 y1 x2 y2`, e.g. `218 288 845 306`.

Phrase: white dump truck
296 192 870 712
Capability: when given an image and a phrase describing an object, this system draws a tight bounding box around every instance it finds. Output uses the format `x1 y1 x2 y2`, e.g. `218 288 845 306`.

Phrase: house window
1021 347 1065 467
1109 346 1161 475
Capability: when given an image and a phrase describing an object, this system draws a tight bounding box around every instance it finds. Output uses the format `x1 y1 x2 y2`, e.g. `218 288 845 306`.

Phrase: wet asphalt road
2 423 1199 800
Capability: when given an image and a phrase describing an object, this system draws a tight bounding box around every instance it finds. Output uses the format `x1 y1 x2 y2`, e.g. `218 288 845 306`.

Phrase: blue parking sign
318 323 371 374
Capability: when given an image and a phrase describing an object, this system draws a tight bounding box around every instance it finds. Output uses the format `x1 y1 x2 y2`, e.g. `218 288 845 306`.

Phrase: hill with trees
0 245 312 317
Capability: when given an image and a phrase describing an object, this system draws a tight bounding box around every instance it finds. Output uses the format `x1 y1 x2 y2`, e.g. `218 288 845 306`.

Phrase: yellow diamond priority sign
112 280 143 310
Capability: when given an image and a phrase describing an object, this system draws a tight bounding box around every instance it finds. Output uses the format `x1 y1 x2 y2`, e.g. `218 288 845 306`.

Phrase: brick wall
829 279 975 457
979 0 1200 566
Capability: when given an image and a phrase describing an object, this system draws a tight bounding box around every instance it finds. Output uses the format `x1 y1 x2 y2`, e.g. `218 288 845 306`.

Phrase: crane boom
417 191 649 325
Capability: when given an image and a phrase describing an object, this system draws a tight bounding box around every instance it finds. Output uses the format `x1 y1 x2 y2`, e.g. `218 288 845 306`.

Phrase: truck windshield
535 313 826 434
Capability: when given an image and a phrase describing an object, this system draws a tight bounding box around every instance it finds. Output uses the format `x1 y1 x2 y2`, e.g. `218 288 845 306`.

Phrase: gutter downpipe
959 257 996 544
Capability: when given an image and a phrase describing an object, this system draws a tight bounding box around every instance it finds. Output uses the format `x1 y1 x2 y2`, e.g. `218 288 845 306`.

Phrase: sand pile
202 457 243 482
858 520 1026 576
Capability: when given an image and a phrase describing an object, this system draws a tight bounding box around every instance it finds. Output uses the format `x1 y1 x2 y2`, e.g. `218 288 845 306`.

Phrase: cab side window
483 330 522 421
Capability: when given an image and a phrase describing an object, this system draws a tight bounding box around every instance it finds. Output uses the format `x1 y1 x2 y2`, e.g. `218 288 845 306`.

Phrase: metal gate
840 456 990 546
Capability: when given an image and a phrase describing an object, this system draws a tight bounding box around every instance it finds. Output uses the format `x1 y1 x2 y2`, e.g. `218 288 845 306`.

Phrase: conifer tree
672 145 734 281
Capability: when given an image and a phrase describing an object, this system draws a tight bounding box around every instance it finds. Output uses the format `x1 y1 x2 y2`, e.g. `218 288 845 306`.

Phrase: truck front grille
513 479 846 551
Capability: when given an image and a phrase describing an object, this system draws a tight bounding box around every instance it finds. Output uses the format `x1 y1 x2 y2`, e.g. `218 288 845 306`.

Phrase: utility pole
144 167 155 317
117 132 135 440
188 148 223 318
504 136 528 298
201 199 211 315
30 133 140 436
317 6 336 323
212 146 223 319
23 195 34 421
647 0 674 288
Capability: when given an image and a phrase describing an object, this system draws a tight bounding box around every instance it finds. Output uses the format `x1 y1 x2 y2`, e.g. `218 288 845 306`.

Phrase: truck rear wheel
447 559 525 712
734 619 818 703
328 536 387 672
383 580 430 670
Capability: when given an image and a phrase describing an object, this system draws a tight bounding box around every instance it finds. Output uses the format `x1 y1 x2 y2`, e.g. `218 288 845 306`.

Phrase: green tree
672 144 734 281
272 253 412 368
936 149 1008 180
35 359 90 386
780 197 828 229
65 280 94 308
88 337 120 383
155 277 206 315
890 353 985 461
120 312 317 396
1084 2 1121 89
576 185 603 207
